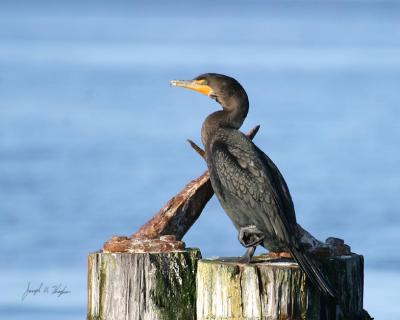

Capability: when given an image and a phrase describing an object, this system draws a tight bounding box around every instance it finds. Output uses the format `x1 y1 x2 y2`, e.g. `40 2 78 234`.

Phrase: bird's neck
201 98 249 147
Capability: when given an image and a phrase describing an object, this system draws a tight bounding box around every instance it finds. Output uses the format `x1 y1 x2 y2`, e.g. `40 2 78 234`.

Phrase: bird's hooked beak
170 79 214 97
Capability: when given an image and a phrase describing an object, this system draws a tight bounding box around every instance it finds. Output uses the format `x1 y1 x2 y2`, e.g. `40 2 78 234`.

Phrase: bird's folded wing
211 130 296 243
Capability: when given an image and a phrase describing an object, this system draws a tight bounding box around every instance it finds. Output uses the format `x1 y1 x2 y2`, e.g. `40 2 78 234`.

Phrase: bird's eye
197 79 208 85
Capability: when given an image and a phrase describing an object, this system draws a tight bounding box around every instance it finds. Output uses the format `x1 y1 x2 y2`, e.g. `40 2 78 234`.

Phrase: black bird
171 73 335 297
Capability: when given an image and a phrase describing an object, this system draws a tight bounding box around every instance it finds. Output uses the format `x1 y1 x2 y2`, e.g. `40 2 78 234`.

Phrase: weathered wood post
88 245 201 320
196 253 367 320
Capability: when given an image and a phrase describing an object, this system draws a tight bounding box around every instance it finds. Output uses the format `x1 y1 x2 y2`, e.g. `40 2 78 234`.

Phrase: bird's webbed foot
238 225 265 248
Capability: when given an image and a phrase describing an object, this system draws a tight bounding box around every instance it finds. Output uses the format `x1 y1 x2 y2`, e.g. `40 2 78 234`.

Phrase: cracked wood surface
88 249 201 320
197 254 369 320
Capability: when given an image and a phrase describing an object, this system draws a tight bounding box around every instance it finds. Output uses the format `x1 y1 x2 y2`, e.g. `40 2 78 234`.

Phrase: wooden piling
196 254 368 320
87 122 372 319
88 248 201 320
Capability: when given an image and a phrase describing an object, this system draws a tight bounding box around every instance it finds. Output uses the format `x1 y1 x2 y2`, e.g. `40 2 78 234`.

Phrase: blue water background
0 0 399 318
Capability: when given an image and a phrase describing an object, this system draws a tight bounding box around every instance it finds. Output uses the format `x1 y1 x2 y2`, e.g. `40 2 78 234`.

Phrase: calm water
0 0 399 318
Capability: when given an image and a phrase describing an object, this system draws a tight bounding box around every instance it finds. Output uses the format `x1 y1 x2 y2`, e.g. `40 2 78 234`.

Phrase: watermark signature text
21 282 71 301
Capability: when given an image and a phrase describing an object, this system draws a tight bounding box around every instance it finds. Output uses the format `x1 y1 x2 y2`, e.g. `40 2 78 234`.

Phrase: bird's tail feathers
289 246 336 298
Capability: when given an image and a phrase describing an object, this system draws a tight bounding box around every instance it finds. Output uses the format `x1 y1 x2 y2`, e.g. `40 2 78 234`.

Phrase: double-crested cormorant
171 73 335 297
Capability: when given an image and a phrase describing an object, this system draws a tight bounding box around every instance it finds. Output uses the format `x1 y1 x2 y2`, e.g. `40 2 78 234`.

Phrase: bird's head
170 73 248 112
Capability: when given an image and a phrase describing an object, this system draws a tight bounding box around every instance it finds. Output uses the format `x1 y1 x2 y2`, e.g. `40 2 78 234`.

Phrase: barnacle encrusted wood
103 235 185 253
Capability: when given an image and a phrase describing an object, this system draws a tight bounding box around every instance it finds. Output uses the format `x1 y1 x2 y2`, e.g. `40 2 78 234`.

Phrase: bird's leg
238 225 265 248
239 246 256 264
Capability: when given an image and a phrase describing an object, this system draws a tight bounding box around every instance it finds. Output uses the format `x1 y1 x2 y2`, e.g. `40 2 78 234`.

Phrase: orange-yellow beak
170 79 213 96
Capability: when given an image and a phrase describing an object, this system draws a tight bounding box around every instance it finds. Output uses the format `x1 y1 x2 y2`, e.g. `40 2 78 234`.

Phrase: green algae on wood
87 248 201 320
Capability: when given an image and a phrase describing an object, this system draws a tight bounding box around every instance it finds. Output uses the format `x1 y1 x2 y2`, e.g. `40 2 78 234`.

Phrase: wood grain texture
196 254 365 320
88 248 201 320
132 172 213 241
